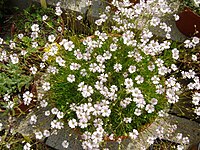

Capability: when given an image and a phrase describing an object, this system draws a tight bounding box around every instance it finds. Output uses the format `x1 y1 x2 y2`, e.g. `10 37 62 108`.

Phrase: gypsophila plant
38 0 196 149
0 0 199 150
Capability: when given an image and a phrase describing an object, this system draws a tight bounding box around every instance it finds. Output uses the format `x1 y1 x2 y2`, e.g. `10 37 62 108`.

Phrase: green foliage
49 35 174 136
182 0 200 15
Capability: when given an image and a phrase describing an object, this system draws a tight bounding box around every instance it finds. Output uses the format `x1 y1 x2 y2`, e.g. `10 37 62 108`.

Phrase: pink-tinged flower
62 140 69 148
31 24 39 32
35 131 43 139
68 119 78 128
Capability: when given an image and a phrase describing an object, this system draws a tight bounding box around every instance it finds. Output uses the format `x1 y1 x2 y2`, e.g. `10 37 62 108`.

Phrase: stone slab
14 106 55 139
33 0 106 17
45 127 83 150
166 115 200 148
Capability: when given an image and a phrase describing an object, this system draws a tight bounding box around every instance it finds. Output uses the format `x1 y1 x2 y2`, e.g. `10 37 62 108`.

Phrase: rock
33 0 106 17
45 127 83 150
166 114 200 149
170 96 200 123
14 106 55 140
149 15 187 42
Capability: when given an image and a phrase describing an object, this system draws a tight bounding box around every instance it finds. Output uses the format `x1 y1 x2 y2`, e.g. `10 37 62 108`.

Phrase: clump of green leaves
181 0 200 15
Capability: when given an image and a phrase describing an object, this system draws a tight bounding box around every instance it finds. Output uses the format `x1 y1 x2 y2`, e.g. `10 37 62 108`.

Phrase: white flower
35 131 43 139
155 58 164 67
131 87 142 97
30 114 37 124
192 37 199 45
192 54 197 61
171 64 178 71
147 136 155 145
135 75 144 84
30 66 37 74
0 38 3 44
10 54 19 64
134 108 141 116
3 94 10 101
48 34 56 43
43 130 50 137
194 107 200 116
45 110 50 116
101 106 111 117
63 41 74 51
89 63 98 73
81 85 94 98
67 74 75 83
151 75 160 84
40 100 48 107
62 140 69 148
40 63 45 69
172 48 179 60
42 82 51 91
58 26 62 32
68 118 78 128
148 63 155 71
100 14 108 21
124 78 133 88
51 120 64 129
177 145 184 150
55 6 63 16
129 129 139 139
80 69 87 76
128 65 136 73
114 63 122 72
0 123 3 131
56 56 66 67
18 33 24 39
42 15 48 21
150 17 160 26
31 24 39 32
77 15 83 20
23 91 33 105
21 50 27 55
9 41 16 49
123 117 132 123
47 66 58 74
6 101 14 109
51 107 59 115
173 14 179 21
57 111 64 119
70 63 81 70
31 31 39 40
110 43 118 51
176 133 183 141
194 0 200 7
182 137 189 144
192 92 200 105
145 104 155 113
23 143 31 150
151 98 158 105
